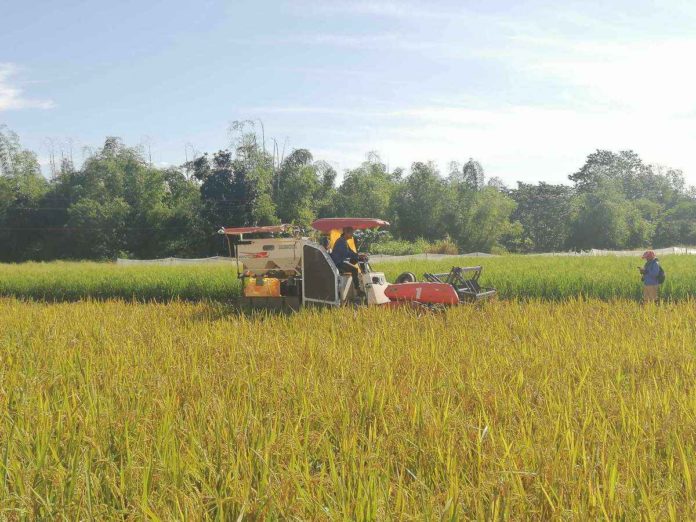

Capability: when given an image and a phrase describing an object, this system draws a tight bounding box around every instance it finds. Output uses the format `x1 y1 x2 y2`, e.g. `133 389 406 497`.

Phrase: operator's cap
641 250 656 260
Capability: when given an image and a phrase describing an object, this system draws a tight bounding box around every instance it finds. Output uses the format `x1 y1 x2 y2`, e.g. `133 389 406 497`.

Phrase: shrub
426 236 458 255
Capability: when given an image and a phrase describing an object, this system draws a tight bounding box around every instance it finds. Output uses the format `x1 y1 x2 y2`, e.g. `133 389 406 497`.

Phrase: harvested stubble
1 297 695 519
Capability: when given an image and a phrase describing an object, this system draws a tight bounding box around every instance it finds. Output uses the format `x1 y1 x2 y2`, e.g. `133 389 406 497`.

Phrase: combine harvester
220 218 495 311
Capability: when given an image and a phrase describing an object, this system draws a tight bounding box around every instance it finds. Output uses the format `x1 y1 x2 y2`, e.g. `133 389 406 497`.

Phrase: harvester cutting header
219 218 495 311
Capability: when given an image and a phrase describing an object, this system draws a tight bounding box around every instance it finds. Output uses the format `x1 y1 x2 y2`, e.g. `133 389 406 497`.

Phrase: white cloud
0 63 54 111
367 105 696 182
235 4 696 183
519 37 696 115
247 101 696 184
249 23 696 181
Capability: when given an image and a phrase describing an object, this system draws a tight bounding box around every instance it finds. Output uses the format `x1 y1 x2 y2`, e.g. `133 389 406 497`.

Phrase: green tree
447 186 517 253
223 123 279 226
335 153 397 218
570 149 684 204
194 144 278 254
568 150 688 249
159 168 206 256
275 149 320 225
194 151 244 229
391 162 448 240
461 158 485 189
0 126 49 261
510 182 573 252
313 160 338 218
568 184 631 249
654 201 696 247
44 137 207 259
51 138 159 258
67 197 130 259
569 150 646 194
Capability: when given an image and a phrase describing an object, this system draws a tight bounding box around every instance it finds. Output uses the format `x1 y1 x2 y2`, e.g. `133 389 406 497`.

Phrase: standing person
639 250 661 303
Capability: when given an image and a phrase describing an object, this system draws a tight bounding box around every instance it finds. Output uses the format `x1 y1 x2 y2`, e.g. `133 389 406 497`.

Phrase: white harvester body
235 237 304 277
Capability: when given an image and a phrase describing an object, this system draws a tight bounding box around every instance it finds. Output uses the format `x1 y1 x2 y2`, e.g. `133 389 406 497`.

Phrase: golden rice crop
1 297 695 519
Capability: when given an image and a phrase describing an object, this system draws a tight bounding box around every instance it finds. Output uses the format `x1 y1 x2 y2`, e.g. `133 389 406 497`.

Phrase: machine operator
330 227 366 295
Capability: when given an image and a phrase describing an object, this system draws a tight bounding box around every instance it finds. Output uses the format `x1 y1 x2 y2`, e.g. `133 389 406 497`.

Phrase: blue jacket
330 236 360 266
642 258 660 286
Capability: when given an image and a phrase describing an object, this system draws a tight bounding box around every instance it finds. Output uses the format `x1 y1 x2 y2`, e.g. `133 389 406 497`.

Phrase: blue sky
2 0 696 185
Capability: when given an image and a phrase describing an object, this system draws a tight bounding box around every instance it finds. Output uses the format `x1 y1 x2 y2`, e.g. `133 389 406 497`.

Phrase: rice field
0 254 693 301
1 298 695 519
2 257 696 518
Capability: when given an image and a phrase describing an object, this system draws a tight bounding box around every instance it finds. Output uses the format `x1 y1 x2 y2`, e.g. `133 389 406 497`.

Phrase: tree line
1 124 694 261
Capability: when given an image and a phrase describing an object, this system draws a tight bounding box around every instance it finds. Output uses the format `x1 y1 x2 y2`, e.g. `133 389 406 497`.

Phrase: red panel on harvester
384 283 459 305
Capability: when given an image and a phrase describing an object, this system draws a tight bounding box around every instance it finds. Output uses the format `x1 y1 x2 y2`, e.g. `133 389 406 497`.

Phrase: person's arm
647 261 660 278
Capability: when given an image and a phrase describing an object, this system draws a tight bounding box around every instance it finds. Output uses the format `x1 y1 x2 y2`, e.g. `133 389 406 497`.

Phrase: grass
1 298 695 519
0 255 692 301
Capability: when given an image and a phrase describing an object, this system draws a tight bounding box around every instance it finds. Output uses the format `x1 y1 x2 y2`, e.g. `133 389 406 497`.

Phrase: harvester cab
310 218 391 306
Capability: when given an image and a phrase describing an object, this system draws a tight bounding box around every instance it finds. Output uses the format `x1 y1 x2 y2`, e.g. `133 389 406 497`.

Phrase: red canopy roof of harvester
311 218 390 233
221 224 290 235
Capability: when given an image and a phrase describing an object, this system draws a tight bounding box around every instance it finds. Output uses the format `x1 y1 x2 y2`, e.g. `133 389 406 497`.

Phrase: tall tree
159 168 206 256
568 183 632 250
654 200 696 247
570 150 685 204
274 149 320 225
511 182 574 252
335 153 397 218
391 162 448 240
0 126 49 260
446 186 517 253
460 158 485 190
313 160 338 218
569 150 646 194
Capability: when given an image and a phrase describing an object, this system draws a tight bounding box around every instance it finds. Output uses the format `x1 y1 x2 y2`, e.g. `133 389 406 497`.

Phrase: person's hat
641 250 656 260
